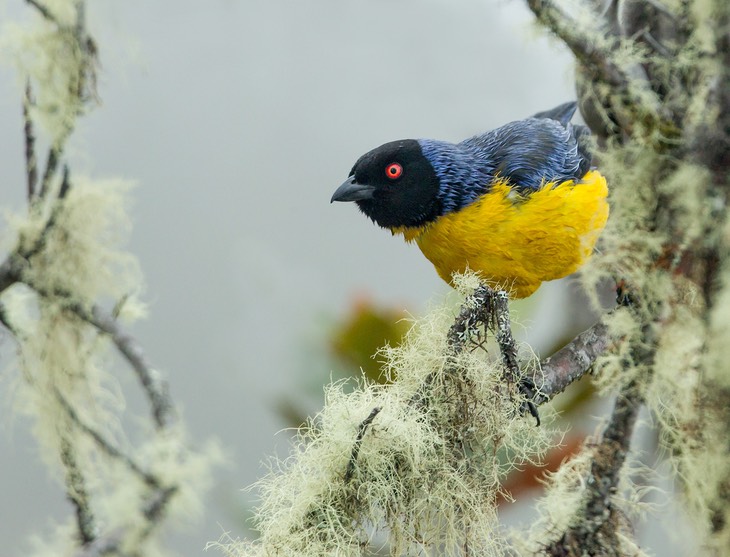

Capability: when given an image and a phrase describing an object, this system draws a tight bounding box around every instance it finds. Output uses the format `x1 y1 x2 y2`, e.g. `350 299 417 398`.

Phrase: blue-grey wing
460 103 592 192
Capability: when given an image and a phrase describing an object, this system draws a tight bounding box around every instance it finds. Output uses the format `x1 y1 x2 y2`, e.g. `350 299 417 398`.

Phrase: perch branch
448 284 612 423
531 318 612 405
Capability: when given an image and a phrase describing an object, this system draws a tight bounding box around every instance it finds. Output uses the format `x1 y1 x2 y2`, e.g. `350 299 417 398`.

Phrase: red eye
385 162 403 180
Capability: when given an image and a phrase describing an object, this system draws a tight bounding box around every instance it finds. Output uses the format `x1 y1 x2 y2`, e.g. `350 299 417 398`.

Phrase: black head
331 139 442 229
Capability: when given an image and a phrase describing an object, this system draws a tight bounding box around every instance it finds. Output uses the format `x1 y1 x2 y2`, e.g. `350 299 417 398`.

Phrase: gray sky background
0 1 697 555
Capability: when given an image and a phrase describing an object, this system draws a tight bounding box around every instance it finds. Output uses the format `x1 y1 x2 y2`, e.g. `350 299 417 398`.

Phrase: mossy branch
525 0 664 126
1 2 218 554
544 381 642 556
446 284 616 418
60 435 97 545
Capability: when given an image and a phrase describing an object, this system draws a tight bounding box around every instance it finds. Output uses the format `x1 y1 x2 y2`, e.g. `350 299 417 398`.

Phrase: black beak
331 176 376 203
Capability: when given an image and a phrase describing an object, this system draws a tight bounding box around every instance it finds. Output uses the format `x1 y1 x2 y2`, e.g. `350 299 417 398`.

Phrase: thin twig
23 82 37 200
60 436 97 545
86 305 175 429
38 145 62 200
0 255 24 294
71 533 122 557
345 406 382 483
55 389 160 487
59 164 71 199
25 0 57 23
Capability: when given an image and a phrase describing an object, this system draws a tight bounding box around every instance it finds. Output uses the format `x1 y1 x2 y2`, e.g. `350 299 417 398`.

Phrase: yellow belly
393 170 609 298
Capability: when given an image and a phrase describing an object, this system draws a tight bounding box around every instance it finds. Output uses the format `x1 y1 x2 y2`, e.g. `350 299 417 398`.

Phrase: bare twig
531 318 612 405
345 406 382 483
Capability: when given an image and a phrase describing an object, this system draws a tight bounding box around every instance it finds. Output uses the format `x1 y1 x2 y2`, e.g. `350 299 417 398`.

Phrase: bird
331 102 609 298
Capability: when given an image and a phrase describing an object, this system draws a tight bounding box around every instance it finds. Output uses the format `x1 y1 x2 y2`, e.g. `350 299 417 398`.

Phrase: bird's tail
530 101 578 126
533 101 593 173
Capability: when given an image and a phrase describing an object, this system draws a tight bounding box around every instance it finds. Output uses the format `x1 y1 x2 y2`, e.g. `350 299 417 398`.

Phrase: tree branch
531 318 612 405
60 436 97 546
55 389 161 488
345 406 381 483
24 0 56 23
446 284 615 420
527 0 627 86
0 247 176 430
23 83 37 201
85 305 176 429
545 381 642 555
525 0 663 125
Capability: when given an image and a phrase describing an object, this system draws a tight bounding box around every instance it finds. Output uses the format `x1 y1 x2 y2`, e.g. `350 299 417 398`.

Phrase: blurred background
0 0 697 555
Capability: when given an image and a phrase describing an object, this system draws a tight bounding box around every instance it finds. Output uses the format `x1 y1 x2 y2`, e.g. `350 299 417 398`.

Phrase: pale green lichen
0 0 96 144
218 280 554 556
3 174 221 555
14 175 143 307
1 2 219 555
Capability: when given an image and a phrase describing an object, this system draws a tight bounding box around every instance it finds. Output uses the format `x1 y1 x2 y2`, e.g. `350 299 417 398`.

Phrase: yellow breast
393 170 609 298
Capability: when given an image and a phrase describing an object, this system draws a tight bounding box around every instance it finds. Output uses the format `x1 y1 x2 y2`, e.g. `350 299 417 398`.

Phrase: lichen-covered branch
446 283 615 419
544 381 642 556
1 2 217 555
60 436 97 545
55 390 161 488
524 0 730 553
525 0 663 125
344 406 381 483
527 0 629 87
85 304 176 429
23 83 38 200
